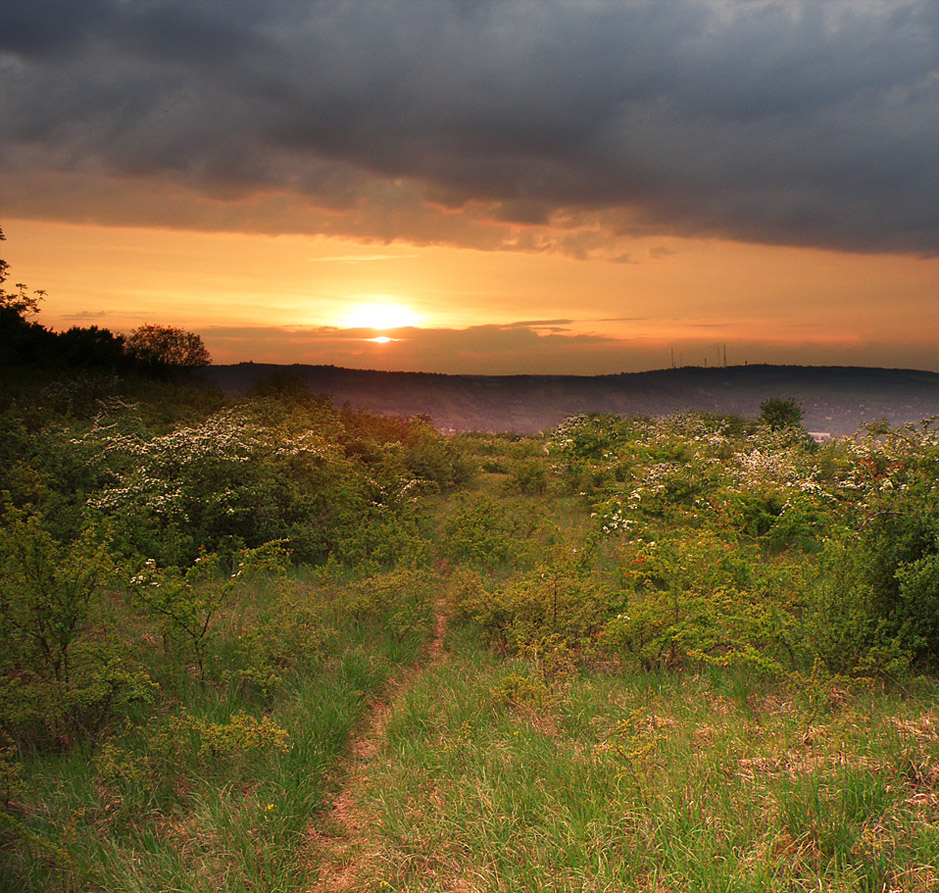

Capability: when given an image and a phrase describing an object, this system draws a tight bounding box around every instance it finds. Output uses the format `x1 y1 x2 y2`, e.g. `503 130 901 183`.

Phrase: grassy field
1 386 937 890
2 571 433 892
327 624 937 891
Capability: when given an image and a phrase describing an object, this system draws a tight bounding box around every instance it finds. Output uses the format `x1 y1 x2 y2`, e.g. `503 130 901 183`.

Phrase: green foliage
0 735 25 808
94 710 289 799
848 420 939 667
443 494 522 568
130 542 289 683
349 568 435 645
231 581 337 700
2 362 937 889
0 515 113 687
0 515 159 748
130 554 232 683
401 417 475 489
759 396 805 430
489 670 552 710
546 410 939 675
451 557 613 656
57 396 465 568
506 457 549 494
1 541 436 890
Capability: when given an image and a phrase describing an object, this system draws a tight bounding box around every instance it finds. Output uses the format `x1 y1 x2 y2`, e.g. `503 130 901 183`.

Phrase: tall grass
1 573 435 892
328 623 938 892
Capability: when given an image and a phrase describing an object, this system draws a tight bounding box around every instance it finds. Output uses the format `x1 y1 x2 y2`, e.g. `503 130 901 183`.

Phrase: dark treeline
0 229 209 377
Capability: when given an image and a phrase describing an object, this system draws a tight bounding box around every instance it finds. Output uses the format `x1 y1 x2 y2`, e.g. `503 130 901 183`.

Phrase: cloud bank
194 319 938 376
3 0 936 255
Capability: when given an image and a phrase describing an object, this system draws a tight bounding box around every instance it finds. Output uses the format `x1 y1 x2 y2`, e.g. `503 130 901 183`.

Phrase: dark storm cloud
2 0 936 254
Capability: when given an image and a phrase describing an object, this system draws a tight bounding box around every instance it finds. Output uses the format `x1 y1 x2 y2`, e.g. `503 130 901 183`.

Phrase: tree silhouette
0 225 46 320
0 226 58 368
1 230 212 376
59 325 127 368
125 324 211 370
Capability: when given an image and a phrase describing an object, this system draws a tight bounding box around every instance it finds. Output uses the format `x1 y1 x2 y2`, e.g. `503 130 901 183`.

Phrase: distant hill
203 363 939 435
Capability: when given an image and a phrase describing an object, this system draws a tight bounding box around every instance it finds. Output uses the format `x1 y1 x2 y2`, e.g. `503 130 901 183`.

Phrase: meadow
0 372 936 891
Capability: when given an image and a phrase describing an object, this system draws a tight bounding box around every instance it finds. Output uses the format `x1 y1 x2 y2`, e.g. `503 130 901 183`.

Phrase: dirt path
307 603 448 891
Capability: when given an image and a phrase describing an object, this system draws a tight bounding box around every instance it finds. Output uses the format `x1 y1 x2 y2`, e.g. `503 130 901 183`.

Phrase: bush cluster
0 380 466 762
546 412 939 674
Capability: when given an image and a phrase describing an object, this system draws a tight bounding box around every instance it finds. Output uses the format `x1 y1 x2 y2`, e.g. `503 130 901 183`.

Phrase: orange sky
4 218 936 374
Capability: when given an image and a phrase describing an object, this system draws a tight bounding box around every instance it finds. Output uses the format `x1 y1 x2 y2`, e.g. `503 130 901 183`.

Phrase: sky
2 0 937 374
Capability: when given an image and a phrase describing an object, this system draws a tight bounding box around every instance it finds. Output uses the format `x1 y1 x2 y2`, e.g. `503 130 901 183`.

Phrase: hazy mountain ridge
203 364 939 435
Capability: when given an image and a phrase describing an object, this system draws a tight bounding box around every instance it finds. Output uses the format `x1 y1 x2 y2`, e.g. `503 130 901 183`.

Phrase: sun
338 299 422 331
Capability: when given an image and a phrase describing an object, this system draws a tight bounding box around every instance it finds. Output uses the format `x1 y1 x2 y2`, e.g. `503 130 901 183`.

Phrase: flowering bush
549 411 939 673
60 397 460 566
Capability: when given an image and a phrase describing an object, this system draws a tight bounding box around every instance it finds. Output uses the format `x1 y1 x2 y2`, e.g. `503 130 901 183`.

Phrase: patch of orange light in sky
3 218 936 369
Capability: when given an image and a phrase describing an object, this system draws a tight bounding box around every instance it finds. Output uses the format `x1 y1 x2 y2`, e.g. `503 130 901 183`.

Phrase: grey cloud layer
3 0 936 254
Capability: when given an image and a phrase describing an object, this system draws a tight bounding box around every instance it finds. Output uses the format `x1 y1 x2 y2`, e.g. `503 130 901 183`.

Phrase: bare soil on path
306 603 448 891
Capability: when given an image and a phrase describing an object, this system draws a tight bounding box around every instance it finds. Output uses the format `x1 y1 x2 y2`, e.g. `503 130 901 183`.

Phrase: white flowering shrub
58 397 459 567
548 411 939 673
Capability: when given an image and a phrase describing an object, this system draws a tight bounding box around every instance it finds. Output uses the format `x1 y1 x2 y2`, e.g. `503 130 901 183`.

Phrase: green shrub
758 396 805 431
849 421 939 668
348 568 435 645
507 458 549 495
442 495 522 568
0 515 156 748
95 710 289 806
451 560 614 655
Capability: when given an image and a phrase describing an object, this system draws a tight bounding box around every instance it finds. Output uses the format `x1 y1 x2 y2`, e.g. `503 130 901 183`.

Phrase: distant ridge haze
203 364 939 436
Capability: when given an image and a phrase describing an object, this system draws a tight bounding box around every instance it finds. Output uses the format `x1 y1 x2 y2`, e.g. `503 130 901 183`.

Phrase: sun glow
338 299 422 331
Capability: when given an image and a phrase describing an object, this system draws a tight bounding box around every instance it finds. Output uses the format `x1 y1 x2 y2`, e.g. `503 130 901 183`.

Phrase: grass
323 623 939 892
4 580 937 890
1 575 436 893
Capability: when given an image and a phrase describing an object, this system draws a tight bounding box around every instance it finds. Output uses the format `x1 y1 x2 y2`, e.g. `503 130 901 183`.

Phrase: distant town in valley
205 363 939 436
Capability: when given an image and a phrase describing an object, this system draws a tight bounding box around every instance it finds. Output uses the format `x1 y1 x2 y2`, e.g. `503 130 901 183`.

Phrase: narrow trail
307 602 449 892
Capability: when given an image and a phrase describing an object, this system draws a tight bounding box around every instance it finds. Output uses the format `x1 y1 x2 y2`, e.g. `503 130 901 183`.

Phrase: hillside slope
203 364 939 435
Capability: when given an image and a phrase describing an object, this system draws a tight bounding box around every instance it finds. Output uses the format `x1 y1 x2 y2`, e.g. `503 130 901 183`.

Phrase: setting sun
338 300 423 331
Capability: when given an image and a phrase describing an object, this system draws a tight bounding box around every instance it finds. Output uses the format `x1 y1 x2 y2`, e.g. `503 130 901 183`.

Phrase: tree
758 397 804 430
58 325 127 368
0 227 58 369
0 225 46 321
125 324 211 370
